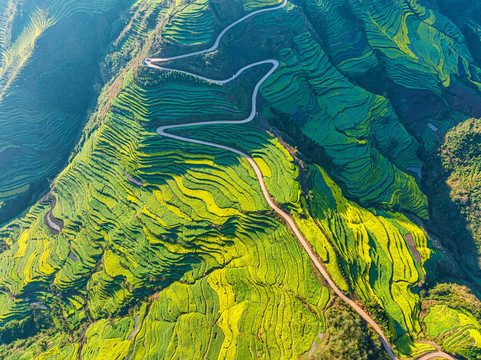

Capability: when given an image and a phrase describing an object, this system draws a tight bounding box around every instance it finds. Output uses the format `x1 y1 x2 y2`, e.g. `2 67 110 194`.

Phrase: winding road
418 352 457 360
148 0 288 62
144 1 457 359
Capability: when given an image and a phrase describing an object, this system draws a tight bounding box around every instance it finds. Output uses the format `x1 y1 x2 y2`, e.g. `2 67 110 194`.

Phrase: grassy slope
0 0 131 223
0 68 328 359
420 283 481 359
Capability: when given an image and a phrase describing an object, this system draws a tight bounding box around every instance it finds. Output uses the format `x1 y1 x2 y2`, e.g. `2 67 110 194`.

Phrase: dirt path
124 170 144 187
308 333 324 359
144 1 456 359
46 211 61 232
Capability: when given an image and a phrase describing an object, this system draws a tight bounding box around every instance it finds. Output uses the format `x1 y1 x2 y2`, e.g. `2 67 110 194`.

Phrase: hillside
442 119 481 243
0 0 133 223
1 0 481 359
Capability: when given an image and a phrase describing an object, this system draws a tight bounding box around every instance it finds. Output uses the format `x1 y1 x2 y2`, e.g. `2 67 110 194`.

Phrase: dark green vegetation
420 118 481 359
440 118 481 243
312 303 389 360
424 117 481 298
2 0 481 358
0 0 135 224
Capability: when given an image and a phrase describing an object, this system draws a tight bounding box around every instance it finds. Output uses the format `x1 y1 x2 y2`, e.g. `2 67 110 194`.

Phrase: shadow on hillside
135 0 481 325
0 9 125 226
422 146 481 294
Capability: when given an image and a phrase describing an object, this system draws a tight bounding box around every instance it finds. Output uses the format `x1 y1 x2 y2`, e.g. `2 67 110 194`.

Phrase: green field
0 0 134 223
424 304 481 358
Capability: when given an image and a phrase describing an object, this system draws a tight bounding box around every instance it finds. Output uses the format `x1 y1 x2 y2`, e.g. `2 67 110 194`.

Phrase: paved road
418 352 457 360
144 1 457 359
153 59 397 356
155 60 279 134
148 0 288 62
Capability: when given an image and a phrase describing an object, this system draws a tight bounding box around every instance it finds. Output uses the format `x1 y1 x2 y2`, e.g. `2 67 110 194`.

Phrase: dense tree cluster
441 118 481 244
313 306 389 360
0 308 52 345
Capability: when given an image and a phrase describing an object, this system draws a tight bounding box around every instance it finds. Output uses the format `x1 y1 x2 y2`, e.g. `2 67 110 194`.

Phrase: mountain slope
0 0 132 223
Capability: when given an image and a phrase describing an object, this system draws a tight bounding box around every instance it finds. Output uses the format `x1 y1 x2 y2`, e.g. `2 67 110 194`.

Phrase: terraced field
1 0 481 358
0 73 328 358
0 14 328 353
163 0 213 46
424 305 481 358
0 0 146 223
238 2 430 219
302 165 440 356
0 0 120 95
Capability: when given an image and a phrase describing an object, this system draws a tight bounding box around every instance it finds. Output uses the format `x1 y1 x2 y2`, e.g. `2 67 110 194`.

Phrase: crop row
302 165 436 354
183 123 301 205
0 55 329 357
12 214 328 360
424 305 481 357
0 0 141 218
163 0 213 47
251 5 429 218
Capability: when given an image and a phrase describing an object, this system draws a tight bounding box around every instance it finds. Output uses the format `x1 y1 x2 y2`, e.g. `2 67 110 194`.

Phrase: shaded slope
0 0 132 223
